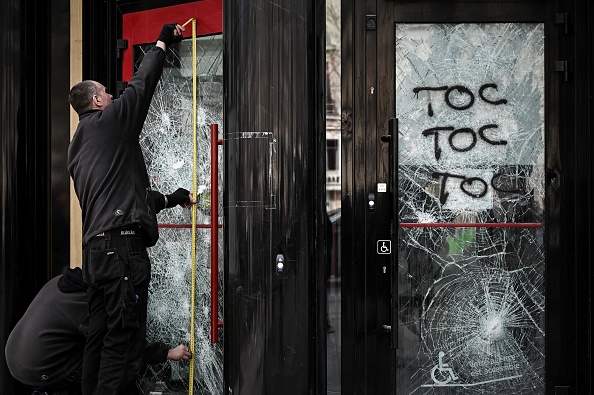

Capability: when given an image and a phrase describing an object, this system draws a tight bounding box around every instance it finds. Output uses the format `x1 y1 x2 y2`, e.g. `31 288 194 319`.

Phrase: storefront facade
1 0 592 394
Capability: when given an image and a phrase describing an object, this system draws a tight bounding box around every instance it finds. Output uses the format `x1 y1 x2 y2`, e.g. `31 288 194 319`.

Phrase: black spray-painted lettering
491 172 523 194
478 124 507 146
414 83 507 116
413 86 448 117
479 83 508 106
431 171 524 205
448 128 477 152
445 85 474 110
415 82 519 205
423 125 508 160
432 171 489 205
422 127 454 161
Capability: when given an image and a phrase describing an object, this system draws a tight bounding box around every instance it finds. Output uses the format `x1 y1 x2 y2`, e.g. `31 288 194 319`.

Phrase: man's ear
92 95 101 108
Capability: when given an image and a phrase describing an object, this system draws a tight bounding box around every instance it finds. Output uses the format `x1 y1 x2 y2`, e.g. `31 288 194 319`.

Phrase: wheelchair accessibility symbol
431 351 459 385
420 350 524 388
377 240 391 254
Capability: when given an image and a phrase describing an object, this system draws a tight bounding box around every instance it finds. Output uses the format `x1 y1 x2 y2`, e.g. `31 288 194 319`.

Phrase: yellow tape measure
185 17 198 395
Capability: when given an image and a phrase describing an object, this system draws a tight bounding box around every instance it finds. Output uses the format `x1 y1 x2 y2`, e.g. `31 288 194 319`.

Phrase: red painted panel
121 0 222 81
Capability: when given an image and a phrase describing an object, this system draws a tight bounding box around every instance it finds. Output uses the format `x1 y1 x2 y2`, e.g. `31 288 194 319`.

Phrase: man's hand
166 188 196 208
156 23 185 49
167 344 192 361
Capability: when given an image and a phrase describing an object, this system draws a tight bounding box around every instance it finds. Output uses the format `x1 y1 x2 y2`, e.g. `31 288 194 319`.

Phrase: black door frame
341 1 592 394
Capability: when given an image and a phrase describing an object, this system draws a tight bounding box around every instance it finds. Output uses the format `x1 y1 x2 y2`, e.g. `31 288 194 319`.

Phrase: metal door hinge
116 39 128 59
555 13 569 35
555 61 569 82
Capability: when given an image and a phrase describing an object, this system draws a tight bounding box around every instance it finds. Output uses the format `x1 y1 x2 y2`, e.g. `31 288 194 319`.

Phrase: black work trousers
30 367 82 395
81 229 151 395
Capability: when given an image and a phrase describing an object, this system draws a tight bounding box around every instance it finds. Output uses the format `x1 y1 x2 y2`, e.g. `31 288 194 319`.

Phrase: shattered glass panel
395 24 545 394
135 35 224 394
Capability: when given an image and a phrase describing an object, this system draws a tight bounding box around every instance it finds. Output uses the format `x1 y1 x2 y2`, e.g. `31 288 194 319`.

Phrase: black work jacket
5 271 88 388
68 46 165 246
5 269 172 388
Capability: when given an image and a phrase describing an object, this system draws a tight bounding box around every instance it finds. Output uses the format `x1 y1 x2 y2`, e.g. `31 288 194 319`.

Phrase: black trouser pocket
122 299 140 329
128 251 151 287
121 250 150 329
87 248 122 284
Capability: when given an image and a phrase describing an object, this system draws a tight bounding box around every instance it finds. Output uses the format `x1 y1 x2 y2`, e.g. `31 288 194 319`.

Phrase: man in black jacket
67 23 190 395
5 268 192 395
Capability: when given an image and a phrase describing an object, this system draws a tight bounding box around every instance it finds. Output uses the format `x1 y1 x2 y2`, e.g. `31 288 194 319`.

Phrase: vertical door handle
210 124 224 343
388 118 399 349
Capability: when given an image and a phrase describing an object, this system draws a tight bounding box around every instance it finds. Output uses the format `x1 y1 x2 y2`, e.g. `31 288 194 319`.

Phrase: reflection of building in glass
326 0 341 212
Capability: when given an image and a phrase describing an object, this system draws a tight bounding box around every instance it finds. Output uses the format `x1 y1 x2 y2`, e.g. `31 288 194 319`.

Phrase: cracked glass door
120 3 224 393
395 23 545 394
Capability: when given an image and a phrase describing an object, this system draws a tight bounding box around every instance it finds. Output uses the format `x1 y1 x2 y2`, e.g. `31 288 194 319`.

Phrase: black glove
158 23 183 47
166 188 191 208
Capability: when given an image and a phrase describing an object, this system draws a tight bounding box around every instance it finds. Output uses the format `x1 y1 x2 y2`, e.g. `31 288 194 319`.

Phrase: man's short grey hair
69 80 99 115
